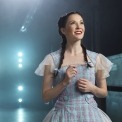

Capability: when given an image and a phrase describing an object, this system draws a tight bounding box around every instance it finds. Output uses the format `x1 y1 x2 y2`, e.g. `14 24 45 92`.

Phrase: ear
60 28 66 35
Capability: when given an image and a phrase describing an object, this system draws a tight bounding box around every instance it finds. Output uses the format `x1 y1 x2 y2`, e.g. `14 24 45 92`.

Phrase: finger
71 71 77 77
78 82 86 86
80 78 88 82
73 69 77 74
78 87 87 92
73 68 77 72
71 67 77 73
72 74 77 77
78 79 86 84
78 87 86 91
68 68 77 74
67 67 76 72
78 84 86 88
69 65 77 71
68 65 76 69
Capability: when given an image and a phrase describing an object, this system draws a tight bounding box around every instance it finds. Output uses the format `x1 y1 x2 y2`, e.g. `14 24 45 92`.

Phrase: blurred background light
18 52 23 57
18 85 23 91
18 64 23 68
18 98 23 103
20 26 27 32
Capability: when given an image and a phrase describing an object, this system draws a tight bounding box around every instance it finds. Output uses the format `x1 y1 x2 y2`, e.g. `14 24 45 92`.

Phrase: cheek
66 25 75 32
66 27 74 34
82 26 85 32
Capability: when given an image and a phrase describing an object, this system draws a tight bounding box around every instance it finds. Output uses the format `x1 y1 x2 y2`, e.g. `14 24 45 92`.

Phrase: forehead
66 14 83 22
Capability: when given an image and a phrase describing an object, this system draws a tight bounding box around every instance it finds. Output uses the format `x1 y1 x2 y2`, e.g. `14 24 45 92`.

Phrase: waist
54 94 95 108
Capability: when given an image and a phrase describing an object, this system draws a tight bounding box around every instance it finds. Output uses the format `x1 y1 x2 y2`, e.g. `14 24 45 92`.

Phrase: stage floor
0 107 49 122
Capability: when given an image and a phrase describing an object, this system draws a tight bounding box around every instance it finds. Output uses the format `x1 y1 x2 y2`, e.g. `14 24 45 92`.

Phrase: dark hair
57 11 91 72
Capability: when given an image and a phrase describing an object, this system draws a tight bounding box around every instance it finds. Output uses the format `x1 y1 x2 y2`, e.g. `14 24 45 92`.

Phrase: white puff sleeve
95 54 113 79
35 54 55 76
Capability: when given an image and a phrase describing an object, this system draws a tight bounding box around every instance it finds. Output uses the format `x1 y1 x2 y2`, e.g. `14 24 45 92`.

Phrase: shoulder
43 49 61 59
47 49 61 67
86 49 99 59
86 49 98 56
50 49 61 55
49 49 61 59
86 50 99 65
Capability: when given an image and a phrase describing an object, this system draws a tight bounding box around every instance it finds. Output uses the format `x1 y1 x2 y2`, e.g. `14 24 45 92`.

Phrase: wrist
90 84 96 93
62 77 70 86
62 81 68 86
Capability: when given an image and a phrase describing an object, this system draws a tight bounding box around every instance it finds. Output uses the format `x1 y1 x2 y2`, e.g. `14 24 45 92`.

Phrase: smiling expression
61 14 85 42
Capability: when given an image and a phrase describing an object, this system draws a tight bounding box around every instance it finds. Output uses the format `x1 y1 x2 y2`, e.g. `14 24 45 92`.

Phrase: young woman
35 11 113 122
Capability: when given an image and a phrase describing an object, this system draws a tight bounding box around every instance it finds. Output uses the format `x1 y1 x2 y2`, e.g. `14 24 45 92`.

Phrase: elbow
103 89 108 98
42 91 50 103
43 97 50 103
100 90 108 98
104 90 108 97
96 90 108 98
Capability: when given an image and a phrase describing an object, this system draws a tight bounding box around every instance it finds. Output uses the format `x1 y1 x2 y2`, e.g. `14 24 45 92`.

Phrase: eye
80 21 84 24
70 21 75 25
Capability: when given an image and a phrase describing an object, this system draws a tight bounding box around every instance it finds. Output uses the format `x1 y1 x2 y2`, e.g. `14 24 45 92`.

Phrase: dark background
0 0 122 121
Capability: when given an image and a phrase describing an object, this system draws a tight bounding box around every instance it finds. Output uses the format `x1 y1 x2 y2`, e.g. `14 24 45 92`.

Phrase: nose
76 23 81 29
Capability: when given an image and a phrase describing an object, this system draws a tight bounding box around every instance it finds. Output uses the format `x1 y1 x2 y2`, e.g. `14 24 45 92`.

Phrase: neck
65 41 83 56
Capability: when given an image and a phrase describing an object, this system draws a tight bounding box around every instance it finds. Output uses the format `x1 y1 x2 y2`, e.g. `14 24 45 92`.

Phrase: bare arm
42 65 67 102
42 65 77 102
91 70 108 98
90 53 111 98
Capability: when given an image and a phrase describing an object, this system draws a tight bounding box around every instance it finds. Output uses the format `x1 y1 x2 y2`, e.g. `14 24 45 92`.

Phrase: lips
74 31 82 34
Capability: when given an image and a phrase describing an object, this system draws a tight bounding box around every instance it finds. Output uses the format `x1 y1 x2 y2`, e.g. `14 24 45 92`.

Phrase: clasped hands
63 65 93 93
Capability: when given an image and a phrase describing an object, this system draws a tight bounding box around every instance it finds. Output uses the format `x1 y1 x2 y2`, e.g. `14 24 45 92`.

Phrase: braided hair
57 11 91 72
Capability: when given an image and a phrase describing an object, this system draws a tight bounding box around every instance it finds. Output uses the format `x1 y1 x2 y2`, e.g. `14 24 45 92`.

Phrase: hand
77 78 94 93
63 65 77 85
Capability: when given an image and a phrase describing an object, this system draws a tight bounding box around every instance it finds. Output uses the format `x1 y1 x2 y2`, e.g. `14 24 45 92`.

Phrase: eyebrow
68 20 84 23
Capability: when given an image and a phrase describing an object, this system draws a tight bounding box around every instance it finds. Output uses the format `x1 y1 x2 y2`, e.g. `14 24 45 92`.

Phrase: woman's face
61 14 85 41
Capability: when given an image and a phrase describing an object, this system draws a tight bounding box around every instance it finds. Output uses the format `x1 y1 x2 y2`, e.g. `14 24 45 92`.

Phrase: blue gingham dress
41 50 112 122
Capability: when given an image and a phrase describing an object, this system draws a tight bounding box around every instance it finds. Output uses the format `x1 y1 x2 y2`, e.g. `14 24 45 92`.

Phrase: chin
75 35 84 40
75 36 84 40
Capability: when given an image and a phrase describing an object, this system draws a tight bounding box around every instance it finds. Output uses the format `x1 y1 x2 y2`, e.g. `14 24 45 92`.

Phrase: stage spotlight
20 26 27 32
18 63 23 68
18 85 23 91
18 52 23 57
18 98 23 103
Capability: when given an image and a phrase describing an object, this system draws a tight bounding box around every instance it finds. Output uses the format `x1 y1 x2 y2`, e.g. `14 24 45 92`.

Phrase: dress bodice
51 50 98 104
